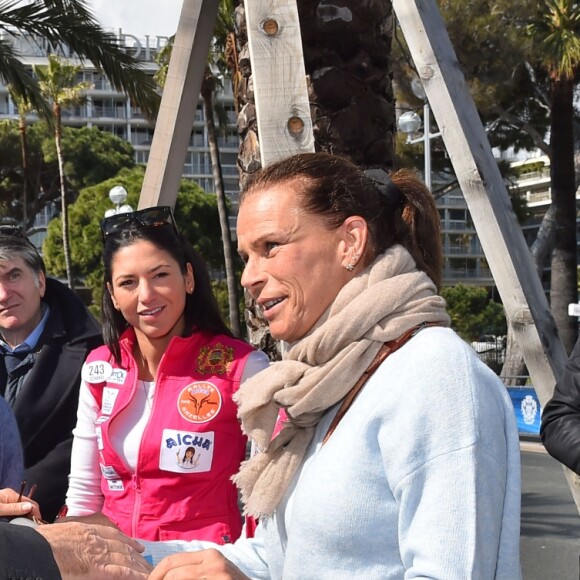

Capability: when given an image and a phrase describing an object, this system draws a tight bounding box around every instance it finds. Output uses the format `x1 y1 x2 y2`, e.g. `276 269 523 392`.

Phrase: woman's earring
344 252 360 272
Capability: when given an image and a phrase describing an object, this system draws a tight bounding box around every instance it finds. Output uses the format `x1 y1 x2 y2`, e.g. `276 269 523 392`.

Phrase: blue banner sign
507 387 542 435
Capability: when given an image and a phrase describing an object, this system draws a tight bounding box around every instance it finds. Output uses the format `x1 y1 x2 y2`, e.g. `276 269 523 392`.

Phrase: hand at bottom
37 522 152 579
149 548 250 580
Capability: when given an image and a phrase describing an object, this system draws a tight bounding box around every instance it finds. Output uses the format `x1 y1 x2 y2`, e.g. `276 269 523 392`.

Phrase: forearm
66 381 104 516
144 523 271 579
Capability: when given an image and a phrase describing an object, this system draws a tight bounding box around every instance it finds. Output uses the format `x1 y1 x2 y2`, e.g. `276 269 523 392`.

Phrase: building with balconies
437 188 494 287
0 28 243 235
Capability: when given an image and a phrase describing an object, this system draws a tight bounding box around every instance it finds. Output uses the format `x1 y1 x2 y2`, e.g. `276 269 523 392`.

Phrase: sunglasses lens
101 213 131 237
139 207 172 227
101 206 176 238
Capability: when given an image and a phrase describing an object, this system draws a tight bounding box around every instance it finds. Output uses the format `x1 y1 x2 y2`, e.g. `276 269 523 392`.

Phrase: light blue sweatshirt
145 327 522 579
0 396 23 490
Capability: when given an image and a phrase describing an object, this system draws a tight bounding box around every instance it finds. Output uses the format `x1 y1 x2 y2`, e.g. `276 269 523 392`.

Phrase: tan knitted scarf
233 245 451 517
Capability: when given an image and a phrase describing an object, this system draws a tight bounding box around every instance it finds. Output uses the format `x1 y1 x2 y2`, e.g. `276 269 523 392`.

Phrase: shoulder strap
322 322 439 445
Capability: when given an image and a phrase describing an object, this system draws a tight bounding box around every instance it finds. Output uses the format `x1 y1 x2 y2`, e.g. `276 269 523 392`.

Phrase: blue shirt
0 304 50 354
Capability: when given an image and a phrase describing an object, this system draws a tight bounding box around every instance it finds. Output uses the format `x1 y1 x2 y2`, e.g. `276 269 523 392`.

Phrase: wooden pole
139 0 219 209
393 0 567 402
244 0 314 166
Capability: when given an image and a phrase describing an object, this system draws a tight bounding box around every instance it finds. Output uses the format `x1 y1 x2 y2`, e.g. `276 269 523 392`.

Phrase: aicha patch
196 343 234 375
177 382 222 424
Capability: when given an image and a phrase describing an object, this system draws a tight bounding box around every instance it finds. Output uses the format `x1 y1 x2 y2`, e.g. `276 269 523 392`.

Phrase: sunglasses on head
0 225 36 248
100 206 178 239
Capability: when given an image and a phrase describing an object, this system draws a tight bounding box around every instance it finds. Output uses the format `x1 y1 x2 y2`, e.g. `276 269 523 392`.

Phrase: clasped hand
0 487 152 579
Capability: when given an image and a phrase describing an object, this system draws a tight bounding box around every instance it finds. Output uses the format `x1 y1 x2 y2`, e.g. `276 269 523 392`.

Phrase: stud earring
344 252 360 272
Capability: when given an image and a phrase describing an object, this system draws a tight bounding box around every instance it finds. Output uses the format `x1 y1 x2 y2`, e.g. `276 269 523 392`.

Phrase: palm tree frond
0 37 51 119
1 1 161 119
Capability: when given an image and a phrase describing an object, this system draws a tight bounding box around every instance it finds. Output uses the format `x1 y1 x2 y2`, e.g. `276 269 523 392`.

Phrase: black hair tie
363 168 404 210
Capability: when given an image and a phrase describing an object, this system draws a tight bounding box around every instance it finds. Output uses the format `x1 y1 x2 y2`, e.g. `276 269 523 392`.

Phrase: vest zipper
131 475 142 538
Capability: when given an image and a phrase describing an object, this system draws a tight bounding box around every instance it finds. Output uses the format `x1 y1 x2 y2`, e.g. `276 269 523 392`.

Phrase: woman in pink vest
64 206 268 543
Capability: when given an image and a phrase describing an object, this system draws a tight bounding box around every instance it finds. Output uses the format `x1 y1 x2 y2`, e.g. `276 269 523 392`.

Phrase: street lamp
105 186 133 218
397 79 441 191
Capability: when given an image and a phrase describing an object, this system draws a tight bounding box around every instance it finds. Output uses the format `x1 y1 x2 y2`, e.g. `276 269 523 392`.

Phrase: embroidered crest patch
177 381 222 424
196 343 234 375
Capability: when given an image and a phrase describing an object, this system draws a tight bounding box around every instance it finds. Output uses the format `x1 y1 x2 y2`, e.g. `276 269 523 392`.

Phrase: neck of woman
133 337 168 381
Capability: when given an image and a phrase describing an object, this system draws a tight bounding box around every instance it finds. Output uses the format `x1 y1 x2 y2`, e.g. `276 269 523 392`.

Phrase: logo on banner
160 429 214 473
196 343 234 375
521 395 538 425
177 382 222 423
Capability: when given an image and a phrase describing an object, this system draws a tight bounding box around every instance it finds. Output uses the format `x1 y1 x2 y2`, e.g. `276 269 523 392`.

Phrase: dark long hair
242 152 443 288
102 223 232 364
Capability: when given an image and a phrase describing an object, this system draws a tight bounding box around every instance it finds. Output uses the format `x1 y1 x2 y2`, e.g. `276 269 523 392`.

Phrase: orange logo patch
177 382 222 424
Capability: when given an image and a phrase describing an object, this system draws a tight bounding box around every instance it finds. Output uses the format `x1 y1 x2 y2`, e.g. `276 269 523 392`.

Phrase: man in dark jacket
0 226 102 521
541 338 580 472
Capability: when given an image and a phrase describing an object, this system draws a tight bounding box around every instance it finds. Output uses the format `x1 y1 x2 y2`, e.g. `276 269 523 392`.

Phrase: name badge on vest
160 429 214 474
82 360 113 384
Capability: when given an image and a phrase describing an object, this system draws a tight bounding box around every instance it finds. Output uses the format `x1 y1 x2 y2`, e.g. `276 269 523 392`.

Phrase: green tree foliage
440 0 580 352
440 284 507 342
45 126 135 191
0 122 134 228
42 165 224 316
396 0 580 352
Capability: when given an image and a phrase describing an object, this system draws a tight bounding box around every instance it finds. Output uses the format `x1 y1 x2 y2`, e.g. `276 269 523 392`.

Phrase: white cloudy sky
90 0 182 37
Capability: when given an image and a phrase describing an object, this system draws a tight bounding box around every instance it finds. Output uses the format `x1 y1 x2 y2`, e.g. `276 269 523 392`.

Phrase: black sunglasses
100 206 178 239
0 226 36 248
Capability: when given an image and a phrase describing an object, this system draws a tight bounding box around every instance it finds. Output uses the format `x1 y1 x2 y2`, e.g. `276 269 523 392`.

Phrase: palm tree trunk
234 1 396 355
17 114 29 229
201 75 241 337
54 104 74 290
297 0 396 169
549 76 577 354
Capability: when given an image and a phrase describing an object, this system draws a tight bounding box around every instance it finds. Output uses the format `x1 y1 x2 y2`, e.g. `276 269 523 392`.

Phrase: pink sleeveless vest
84 328 253 542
